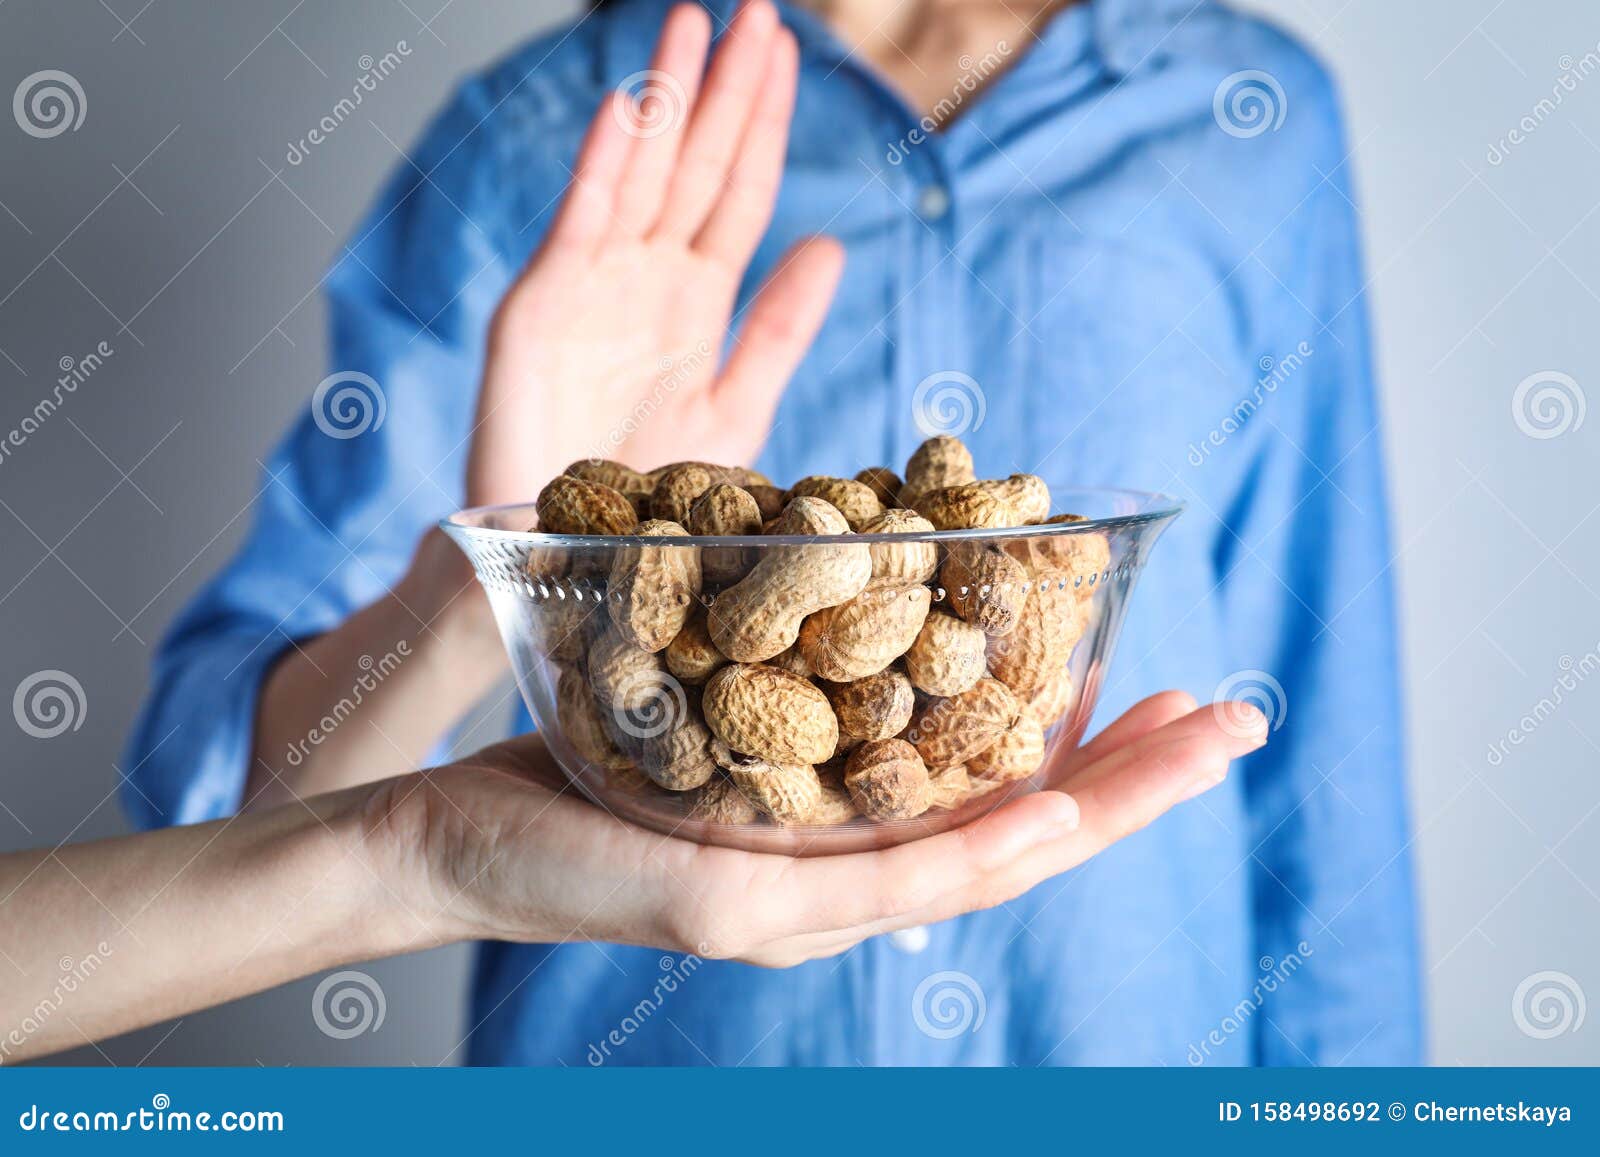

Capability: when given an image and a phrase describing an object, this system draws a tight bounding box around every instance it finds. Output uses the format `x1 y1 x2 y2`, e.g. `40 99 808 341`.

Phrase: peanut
1028 669 1077 729
638 711 717 791
904 611 988 697
860 508 939 583
845 738 932 821
789 475 884 530
900 435 975 508
586 625 666 713
607 520 700 652
854 466 903 507
926 763 973 810
663 606 727 685
986 593 1087 698
649 463 714 524
967 709 1047 783
687 483 761 585
712 739 824 824
796 578 930 681
701 662 838 766
915 482 1014 530
1003 514 1111 594
536 474 638 536
940 543 1031 637
745 483 790 521
906 677 1020 768
687 775 761 825
827 666 915 741
708 497 872 662
556 666 631 771
565 459 652 519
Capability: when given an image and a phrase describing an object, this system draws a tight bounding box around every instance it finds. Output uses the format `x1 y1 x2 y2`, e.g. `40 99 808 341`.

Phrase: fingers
655 1 782 242
690 27 798 265
748 789 1080 945
546 92 638 255
739 704 1268 963
611 4 713 235
711 235 844 431
1067 689 1200 769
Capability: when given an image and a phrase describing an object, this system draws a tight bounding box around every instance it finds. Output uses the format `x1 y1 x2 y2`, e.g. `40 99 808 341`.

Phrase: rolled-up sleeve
122 79 519 828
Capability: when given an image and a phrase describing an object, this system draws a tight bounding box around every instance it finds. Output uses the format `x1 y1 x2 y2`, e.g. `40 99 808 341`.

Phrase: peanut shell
796 578 930 681
845 738 932 821
789 475 884 531
536 475 637 536
968 710 1047 783
854 467 903 507
663 607 727 685
702 662 838 766
688 483 761 585
607 519 700 652
906 677 1021 768
904 611 988 697
686 775 761 825
860 509 939 583
827 667 915 741
940 543 1031 637
712 739 824 825
556 666 631 771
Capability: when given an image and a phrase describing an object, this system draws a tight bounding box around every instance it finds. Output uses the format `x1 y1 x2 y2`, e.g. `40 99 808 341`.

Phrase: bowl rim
440 487 1184 549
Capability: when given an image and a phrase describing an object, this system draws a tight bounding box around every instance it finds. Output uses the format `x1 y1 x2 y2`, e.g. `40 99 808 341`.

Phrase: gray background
1 0 1595 1066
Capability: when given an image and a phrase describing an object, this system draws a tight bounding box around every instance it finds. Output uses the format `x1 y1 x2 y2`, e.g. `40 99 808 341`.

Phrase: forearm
246 531 506 809
0 782 436 1063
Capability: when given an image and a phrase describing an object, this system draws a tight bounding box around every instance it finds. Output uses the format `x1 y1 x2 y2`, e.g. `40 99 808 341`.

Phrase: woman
125 0 1419 1064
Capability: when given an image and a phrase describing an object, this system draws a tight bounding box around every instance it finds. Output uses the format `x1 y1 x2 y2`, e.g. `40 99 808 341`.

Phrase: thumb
711 235 845 432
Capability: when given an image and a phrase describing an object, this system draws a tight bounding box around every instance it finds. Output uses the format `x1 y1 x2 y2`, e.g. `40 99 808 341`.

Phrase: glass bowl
442 487 1181 855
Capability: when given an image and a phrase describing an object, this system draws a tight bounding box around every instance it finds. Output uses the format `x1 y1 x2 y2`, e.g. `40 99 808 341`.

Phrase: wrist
340 775 471 953
396 528 503 665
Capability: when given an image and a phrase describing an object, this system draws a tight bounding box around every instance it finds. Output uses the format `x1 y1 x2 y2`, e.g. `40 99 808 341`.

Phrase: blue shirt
124 0 1422 1065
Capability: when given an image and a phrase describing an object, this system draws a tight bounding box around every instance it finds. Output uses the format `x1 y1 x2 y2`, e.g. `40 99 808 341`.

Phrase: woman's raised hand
467 1 842 506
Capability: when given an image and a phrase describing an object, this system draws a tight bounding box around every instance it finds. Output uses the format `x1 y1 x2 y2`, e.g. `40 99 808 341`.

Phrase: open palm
469 2 842 505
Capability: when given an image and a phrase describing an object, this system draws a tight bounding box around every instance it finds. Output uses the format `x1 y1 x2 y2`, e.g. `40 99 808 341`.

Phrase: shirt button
888 925 930 954
917 184 950 221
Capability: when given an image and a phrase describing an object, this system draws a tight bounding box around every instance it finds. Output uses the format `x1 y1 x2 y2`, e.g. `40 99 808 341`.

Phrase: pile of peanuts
531 436 1109 827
